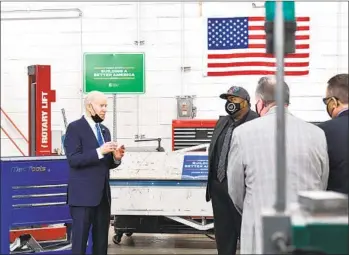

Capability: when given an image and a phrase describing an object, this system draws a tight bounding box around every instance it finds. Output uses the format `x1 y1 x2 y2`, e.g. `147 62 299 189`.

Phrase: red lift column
28 65 56 156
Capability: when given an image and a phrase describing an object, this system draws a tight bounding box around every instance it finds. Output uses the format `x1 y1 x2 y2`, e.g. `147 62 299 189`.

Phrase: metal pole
274 0 286 213
29 82 37 156
113 94 117 141
61 108 68 130
136 0 141 138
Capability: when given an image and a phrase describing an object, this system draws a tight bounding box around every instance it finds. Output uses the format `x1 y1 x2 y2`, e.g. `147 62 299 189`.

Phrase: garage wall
1 1 348 156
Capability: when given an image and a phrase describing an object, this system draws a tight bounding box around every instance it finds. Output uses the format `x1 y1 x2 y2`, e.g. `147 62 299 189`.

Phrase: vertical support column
274 0 286 213
262 2 293 253
113 94 117 141
136 1 141 139
27 65 56 156
28 66 37 157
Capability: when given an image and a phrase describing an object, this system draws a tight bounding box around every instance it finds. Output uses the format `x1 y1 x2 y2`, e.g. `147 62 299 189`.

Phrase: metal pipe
180 2 185 95
337 2 342 72
1 8 82 13
2 17 81 21
1 8 82 21
274 0 286 213
29 81 37 156
61 108 68 129
0 108 29 143
79 12 84 116
136 1 141 137
113 94 117 141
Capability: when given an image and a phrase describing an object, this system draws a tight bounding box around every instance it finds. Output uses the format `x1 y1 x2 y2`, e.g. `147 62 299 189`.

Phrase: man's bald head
255 76 290 105
84 91 108 120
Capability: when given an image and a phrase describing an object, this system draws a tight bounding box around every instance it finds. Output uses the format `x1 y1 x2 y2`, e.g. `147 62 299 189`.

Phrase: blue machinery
0 156 92 254
0 155 211 254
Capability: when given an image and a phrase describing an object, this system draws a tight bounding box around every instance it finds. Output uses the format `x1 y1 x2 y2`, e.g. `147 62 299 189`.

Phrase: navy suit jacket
64 116 120 207
318 109 349 194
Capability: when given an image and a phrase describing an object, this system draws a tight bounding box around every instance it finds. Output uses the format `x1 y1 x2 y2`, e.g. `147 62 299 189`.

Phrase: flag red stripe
207 70 309 76
249 25 309 31
249 35 309 40
208 53 309 59
249 44 309 49
248 17 310 22
208 62 309 68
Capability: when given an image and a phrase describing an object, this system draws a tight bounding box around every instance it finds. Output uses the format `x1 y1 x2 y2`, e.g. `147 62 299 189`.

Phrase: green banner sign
83 53 145 94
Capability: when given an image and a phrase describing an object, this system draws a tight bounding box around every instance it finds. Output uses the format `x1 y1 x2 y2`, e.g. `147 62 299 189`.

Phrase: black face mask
91 114 103 123
90 105 104 123
225 101 241 115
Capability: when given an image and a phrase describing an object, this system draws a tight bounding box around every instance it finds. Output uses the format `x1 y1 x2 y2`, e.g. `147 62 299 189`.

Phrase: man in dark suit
64 91 125 255
318 73 348 194
205 86 258 255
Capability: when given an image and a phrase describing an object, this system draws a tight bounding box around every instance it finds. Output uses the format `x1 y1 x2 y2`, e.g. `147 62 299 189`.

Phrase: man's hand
100 142 118 155
113 145 125 160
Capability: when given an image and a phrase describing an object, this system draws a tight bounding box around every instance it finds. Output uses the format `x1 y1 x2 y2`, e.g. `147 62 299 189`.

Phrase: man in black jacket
318 73 348 194
205 85 258 255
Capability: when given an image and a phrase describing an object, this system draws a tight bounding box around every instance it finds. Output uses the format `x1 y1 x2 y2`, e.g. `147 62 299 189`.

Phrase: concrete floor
107 228 219 254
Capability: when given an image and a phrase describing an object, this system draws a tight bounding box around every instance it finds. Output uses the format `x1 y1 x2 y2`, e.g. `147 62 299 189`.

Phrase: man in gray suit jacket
226 77 329 254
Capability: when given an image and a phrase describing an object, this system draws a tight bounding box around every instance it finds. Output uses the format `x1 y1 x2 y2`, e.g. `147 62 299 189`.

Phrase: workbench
108 146 214 243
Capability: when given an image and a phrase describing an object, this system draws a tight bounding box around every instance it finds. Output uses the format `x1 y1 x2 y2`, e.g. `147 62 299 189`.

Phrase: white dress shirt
84 115 105 159
84 115 121 164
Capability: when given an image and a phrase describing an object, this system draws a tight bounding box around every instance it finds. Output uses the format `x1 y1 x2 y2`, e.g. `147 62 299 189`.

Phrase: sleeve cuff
114 158 121 165
96 148 104 159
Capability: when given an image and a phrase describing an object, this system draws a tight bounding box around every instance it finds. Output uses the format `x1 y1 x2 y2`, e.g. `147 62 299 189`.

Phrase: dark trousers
210 178 241 255
69 191 110 255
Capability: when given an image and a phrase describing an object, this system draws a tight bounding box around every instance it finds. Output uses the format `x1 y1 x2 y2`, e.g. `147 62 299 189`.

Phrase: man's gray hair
84 91 106 109
255 76 290 105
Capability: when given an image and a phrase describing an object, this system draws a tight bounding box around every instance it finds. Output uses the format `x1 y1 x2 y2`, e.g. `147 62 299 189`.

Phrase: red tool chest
171 119 218 151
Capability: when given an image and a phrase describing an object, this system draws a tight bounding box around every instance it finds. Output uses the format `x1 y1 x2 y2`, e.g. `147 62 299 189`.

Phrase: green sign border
83 52 146 94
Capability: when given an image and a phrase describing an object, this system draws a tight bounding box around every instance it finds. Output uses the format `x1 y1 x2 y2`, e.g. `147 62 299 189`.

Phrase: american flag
205 16 310 76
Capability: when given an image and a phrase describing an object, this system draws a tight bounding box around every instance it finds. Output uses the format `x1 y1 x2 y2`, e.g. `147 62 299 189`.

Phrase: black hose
205 234 215 240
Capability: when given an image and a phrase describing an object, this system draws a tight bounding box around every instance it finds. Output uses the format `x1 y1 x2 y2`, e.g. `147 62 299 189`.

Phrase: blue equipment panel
0 156 91 254
181 155 208 180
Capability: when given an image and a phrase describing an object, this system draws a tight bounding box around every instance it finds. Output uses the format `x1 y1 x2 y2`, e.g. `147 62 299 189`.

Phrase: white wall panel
142 31 182 45
184 31 204 58
184 3 201 18
82 19 137 33
82 32 135 46
144 45 181 58
146 70 181 86
146 57 181 71
140 2 181 18
158 98 177 125
81 4 137 19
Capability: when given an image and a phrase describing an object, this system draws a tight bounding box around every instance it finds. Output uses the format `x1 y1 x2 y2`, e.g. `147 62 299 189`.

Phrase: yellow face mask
323 96 339 117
